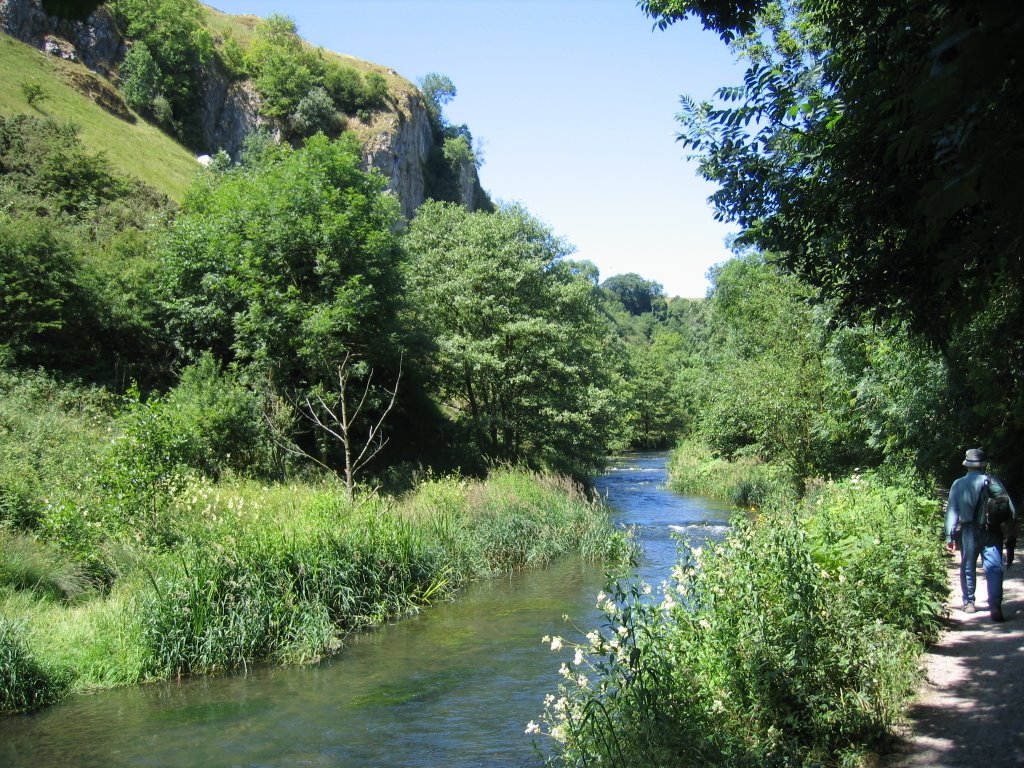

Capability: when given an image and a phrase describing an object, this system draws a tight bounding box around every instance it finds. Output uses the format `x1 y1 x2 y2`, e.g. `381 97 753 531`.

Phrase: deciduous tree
402 201 615 477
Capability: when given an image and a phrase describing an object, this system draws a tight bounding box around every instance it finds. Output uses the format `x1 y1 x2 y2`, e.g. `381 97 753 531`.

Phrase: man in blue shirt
945 448 1017 622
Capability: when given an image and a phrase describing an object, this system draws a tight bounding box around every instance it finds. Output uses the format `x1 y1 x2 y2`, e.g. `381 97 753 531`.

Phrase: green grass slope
0 34 202 201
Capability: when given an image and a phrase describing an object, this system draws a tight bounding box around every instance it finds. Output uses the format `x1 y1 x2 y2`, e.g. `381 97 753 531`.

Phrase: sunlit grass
667 439 796 508
0 35 200 201
2 468 632 710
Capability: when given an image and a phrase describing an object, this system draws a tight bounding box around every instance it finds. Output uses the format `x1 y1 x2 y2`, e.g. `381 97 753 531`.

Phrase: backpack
978 476 1013 533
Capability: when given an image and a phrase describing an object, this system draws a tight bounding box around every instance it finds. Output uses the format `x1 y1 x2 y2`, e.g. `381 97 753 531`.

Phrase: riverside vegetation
3 1 1023 766
0 365 633 713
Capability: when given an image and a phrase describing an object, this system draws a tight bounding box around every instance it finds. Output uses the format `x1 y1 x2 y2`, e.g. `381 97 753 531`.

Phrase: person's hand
946 540 957 555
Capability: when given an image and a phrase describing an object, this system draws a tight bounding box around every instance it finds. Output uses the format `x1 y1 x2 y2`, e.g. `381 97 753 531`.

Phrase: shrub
536 473 946 767
289 86 340 138
19 80 48 107
325 65 366 112
118 42 162 116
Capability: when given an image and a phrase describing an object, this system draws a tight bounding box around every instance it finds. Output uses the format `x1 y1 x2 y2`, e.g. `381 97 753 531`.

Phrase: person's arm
945 485 960 552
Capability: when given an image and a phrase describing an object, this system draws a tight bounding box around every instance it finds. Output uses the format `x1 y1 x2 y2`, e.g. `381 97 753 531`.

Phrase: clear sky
208 1 745 297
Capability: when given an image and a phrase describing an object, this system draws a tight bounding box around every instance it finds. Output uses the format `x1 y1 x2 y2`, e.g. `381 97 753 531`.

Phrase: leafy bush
160 353 278 479
324 65 366 112
118 42 162 116
289 86 341 138
18 80 48 107
110 0 214 142
536 473 946 767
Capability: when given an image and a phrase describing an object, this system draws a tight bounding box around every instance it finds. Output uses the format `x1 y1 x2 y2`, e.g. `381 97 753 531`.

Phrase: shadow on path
880 562 1024 768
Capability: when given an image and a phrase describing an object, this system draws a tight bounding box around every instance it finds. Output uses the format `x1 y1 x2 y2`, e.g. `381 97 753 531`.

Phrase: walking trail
880 558 1024 768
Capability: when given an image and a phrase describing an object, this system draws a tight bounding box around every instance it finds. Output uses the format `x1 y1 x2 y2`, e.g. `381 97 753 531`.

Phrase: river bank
1 469 630 717
0 453 727 767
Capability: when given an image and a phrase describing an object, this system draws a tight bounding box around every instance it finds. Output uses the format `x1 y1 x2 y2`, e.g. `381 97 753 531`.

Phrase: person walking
945 448 1017 622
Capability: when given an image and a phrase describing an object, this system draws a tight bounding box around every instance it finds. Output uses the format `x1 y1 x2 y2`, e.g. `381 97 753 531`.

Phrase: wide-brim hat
962 448 988 468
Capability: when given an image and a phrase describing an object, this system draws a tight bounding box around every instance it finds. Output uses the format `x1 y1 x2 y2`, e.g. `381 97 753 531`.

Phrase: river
0 452 731 767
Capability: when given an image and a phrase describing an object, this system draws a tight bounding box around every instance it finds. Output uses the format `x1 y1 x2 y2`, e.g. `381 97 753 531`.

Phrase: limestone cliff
0 0 485 217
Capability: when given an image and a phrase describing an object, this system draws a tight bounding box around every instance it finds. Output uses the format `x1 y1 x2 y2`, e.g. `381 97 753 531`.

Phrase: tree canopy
647 0 1024 485
157 133 405 416
403 201 616 477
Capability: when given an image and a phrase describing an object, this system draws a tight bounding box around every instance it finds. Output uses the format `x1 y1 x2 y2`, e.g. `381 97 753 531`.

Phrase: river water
0 453 731 767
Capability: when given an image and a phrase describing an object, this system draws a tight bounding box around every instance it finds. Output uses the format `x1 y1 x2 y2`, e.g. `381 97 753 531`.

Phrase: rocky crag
0 0 484 218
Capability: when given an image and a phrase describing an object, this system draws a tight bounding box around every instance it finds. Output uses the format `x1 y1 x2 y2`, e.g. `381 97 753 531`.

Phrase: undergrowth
533 471 947 767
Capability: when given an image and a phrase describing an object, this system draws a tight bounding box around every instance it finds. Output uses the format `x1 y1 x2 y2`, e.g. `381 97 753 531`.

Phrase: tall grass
0 531 90 601
535 471 947 767
0 616 69 714
2 468 632 710
667 439 797 509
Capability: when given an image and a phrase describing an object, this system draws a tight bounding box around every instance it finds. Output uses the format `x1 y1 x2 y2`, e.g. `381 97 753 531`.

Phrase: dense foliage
646 0 1024 489
403 202 617 477
109 0 214 142
0 115 171 383
534 473 946 767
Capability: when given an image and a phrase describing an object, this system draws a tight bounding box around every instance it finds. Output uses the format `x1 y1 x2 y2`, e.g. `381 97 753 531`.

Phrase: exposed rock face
1 0 487 214
195 61 264 161
0 0 123 75
458 158 483 213
362 92 433 220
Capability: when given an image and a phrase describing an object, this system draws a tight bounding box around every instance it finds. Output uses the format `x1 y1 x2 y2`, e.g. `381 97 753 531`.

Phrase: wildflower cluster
527 576 695 764
533 474 947 767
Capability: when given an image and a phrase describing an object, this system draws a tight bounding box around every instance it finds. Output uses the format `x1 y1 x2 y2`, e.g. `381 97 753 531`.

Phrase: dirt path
880 558 1024 768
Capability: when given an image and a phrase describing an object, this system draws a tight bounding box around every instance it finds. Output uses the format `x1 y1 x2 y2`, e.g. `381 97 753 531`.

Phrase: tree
110 0 214 140
292 353 401 500
688 254 827 480
402 201 616 477
118 42 162 116
18 81 48 108
158 134 407 470
418 72 457 128
601 273 665 316
647 0 1024 484
244 14 317 123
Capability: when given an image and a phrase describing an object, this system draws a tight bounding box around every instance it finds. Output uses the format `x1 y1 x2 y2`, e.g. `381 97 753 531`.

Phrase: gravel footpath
879 557 1024 767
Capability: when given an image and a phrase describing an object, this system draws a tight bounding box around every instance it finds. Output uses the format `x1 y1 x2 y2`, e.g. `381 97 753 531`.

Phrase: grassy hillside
0 34 201 201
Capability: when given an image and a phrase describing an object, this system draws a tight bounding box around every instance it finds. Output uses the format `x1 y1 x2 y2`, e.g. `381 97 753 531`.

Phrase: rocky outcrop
195 61 264 161
362 92 433 219
0 0 123 75
1 0 487 214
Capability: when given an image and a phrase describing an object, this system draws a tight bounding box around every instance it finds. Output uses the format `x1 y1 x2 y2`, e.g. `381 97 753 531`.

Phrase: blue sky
209 1 745 297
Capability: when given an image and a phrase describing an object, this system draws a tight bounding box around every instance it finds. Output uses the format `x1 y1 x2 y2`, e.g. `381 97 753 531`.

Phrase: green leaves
403 202 614 477
160 134 402 381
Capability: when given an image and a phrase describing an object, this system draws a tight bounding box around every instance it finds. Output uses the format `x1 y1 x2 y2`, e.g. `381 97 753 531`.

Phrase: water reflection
0 452 733 767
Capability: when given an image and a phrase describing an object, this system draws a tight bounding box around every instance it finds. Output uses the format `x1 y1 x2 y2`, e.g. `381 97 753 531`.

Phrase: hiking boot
991 605 1006 622
963 602 977 614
